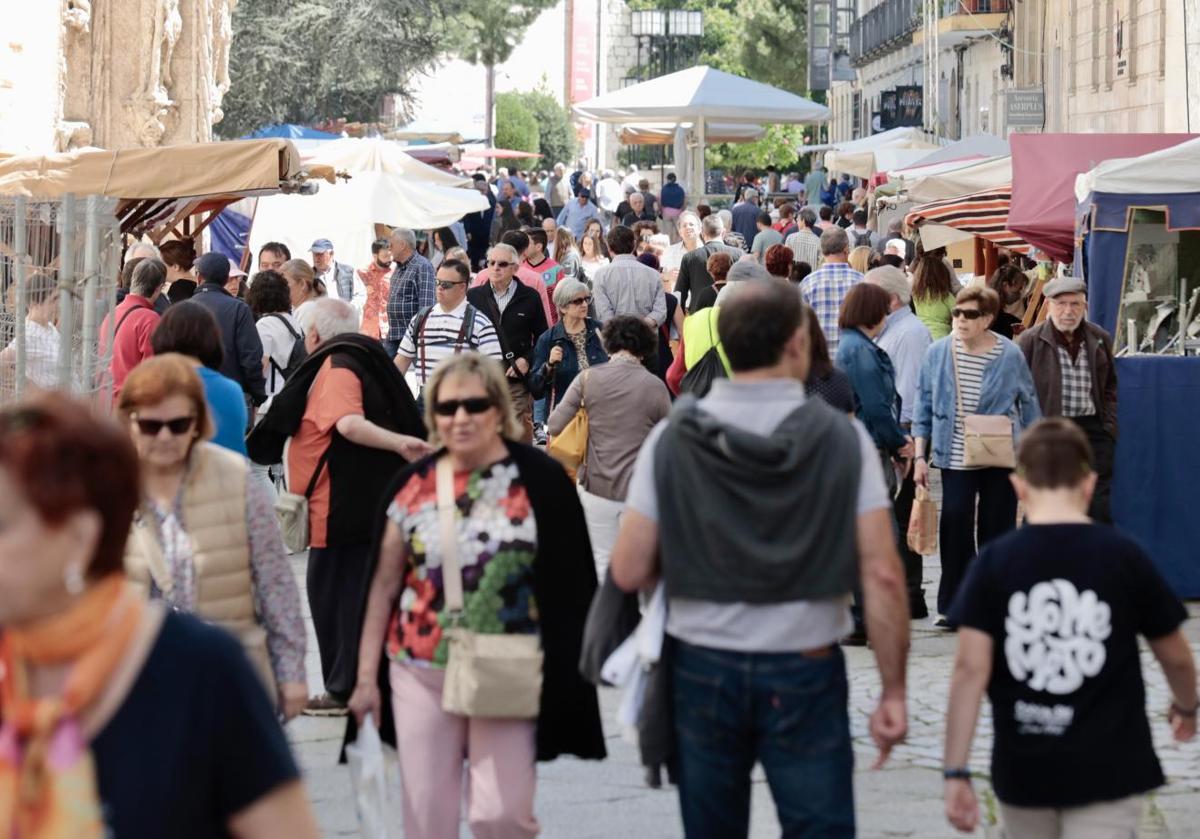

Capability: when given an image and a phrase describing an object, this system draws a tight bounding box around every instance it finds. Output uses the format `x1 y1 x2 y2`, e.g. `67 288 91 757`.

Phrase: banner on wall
569 0 598 142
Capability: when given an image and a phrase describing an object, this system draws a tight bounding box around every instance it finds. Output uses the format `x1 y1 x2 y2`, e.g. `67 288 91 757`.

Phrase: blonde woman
349 352 604 839
280 258 325 324
849 245 874 275
579 231 609 280
554 227 582 281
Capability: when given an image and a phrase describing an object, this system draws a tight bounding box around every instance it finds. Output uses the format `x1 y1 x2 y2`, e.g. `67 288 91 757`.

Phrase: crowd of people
0 157 1195 839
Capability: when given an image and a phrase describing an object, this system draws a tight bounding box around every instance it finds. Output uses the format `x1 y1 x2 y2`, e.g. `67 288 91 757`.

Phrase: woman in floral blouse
349 352 605 839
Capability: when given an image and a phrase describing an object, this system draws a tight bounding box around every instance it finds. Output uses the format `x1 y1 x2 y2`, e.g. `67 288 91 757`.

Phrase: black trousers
1071 415 1115 524
307 541 373 700
892 466 927 615
938 467 1018 616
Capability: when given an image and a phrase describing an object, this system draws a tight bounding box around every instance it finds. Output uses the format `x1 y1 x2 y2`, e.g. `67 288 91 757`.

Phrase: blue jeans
672 640 855 839
533 394 548 426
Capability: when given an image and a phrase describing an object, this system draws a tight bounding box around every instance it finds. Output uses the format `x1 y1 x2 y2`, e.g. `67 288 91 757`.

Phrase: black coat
191 282 268 404
343 441 607 764
676 241 739 313
246 333 427 546
468 280 549 372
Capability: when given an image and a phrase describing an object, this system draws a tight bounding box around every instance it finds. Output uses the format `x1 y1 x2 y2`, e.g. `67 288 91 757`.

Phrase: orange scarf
0 575 145 839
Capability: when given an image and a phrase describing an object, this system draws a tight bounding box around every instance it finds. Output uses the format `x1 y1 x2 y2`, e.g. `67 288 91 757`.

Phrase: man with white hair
249 296 430 716
547 162 572 219
124 241 161 263
676 214 739 313
595 169 624 224
384 228 436 359
869 265 932 619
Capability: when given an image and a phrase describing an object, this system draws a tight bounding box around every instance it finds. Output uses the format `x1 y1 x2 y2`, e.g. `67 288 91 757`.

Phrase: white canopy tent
901 155 1013 204
1074 136 1200 200
902 133 1010 169
249 137 486 278
618 122 765 145
572 65 829 199
819 127 942 179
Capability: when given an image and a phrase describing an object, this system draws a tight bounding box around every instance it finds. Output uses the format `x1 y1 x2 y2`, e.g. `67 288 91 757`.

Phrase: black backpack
679 314 727 397
851 229 874 249
266 313 308 389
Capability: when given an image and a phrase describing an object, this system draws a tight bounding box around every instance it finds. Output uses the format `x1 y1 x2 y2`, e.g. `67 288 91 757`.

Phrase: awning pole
693 116 706 206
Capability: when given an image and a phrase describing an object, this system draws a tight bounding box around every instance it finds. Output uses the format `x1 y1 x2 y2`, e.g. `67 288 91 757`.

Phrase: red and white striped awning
904 184 1032 255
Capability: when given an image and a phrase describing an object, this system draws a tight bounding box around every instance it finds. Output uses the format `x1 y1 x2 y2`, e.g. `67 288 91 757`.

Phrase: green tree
220 0 459 139
707 124 804 174
494 93 540 171
522 85 578 167
450 0 558 146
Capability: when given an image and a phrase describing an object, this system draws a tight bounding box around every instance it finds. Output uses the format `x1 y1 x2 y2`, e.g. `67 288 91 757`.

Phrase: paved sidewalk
287 548 1200 838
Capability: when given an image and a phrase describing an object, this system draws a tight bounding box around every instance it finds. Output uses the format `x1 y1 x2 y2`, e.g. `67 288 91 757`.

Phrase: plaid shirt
1057 344 1096 417
784 228 823 269
386 252 436 342
799 262 864 352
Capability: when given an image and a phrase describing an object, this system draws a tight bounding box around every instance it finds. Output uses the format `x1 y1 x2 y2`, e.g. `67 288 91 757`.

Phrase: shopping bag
345 713 394 839
907 485 938 556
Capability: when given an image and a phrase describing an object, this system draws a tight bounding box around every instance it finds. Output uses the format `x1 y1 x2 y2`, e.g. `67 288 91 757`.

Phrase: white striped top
949 338 1003 469
398 300 502 386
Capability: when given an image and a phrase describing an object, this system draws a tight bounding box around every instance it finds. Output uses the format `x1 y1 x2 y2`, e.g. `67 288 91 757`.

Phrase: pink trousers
389 661 540 839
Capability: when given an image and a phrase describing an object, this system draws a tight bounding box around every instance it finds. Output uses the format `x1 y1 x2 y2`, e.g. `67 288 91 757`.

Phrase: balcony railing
849 0 920 66
942 0 1010 14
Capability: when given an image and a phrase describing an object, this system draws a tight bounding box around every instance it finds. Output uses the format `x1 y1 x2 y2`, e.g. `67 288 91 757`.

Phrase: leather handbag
436 457 543 719
951 341 1015 469
275 448 330 554
546 370 589 481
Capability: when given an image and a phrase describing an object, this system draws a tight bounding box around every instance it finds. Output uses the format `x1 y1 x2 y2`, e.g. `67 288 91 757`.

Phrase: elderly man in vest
1016 276 1118 522
248 298 431 715
311 238 368 320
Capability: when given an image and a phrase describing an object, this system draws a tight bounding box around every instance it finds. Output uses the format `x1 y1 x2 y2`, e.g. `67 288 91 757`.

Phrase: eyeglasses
432 398 494 417
132 414 196 436
568 296 592 306
951 308 984 320
487 260 514 268
435 280 466 290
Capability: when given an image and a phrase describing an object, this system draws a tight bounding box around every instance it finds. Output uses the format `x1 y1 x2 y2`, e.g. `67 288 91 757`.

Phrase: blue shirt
730 202 760 249
876 306 932 424
556 200 601 239
798 263 864 353
660 181 686 210
197 366 248 456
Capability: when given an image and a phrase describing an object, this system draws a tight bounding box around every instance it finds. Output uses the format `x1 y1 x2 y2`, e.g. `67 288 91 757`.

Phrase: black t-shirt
948 524 1186 808
92 611 299 837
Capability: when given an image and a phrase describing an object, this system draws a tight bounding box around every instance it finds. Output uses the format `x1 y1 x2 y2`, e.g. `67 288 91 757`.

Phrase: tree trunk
485 62 496 147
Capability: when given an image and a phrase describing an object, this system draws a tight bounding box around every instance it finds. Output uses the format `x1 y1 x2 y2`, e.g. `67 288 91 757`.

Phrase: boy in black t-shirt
942 418 1198 837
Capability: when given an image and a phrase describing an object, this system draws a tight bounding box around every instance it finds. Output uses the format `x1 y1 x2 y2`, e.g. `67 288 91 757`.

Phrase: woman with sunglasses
548 316 670 574
530 278 607 413
912 285 1040 625
0 393 319 839
118 354 308 722
348 352 604 839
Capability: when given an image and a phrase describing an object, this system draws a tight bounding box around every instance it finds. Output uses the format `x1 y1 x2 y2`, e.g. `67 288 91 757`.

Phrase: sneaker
933 615 951 629
303 693 348 717
533 424 548 446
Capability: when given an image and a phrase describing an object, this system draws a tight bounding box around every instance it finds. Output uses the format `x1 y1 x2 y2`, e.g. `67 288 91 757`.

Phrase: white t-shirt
2 319 60 390
255 312 302 409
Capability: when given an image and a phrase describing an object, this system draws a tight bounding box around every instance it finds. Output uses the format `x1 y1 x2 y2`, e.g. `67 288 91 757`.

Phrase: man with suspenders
394 259 503 411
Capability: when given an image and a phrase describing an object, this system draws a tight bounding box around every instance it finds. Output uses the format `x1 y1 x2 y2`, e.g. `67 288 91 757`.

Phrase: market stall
1074 136 1200 596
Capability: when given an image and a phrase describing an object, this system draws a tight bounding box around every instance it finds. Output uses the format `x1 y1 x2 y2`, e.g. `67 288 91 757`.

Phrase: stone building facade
596 0 639 169
0 0 233 154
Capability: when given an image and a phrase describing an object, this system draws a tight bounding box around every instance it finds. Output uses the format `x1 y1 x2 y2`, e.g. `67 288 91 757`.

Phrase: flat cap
1042 276 1087 298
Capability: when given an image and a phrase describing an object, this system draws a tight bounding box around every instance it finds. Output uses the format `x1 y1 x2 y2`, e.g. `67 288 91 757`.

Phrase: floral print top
385 457 539 668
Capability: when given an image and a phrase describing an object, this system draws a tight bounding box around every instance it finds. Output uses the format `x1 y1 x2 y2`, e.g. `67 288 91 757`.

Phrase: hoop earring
63 561 86 596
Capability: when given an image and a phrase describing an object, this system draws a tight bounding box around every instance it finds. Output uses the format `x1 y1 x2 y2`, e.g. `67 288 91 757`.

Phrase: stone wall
598 0 638 168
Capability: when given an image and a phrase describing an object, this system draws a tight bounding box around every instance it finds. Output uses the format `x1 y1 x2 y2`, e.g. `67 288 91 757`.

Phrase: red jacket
99 294 160 402
358 262 392 339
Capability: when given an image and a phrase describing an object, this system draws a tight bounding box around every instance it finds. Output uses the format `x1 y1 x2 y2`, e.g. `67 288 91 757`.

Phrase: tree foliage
494 93 540 171
450 0 557 71
522 85 578 168
220 0 459 138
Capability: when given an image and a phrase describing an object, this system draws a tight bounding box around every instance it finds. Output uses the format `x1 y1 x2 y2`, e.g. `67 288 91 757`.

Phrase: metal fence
0 194 123 408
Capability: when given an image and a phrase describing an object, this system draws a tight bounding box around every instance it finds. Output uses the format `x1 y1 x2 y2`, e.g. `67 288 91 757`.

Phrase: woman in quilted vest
118 354 308 721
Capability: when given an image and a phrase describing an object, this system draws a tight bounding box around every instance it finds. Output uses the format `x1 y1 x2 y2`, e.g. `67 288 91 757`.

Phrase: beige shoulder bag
951 339 1015 469
436 457 544 718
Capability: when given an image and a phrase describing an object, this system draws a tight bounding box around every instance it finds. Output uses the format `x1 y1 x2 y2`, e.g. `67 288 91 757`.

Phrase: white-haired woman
530 278 608 411
348 352 604 839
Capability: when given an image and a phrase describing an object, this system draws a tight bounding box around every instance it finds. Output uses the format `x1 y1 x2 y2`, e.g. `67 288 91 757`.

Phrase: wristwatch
943 767 972 781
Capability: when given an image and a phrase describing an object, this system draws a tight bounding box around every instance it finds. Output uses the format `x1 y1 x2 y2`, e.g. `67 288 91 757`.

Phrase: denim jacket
530 318 608 406
912 334 1042 468
835 327 908 454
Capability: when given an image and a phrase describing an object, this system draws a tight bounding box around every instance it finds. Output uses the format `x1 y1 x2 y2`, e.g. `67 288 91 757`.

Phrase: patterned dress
385 457 539 668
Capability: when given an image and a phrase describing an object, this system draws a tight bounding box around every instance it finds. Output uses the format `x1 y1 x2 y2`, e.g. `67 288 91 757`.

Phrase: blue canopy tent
243 124 341 141
1074 137 1200 596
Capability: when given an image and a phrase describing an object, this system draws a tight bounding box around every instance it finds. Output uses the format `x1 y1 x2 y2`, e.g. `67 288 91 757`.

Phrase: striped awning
904 184 1032 255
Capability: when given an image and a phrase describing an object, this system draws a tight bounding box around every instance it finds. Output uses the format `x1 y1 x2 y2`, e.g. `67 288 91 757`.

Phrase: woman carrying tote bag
912 286 1041 625
348 352 605 839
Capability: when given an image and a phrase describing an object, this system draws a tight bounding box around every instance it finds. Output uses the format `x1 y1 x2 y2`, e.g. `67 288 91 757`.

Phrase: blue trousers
672 640 855 839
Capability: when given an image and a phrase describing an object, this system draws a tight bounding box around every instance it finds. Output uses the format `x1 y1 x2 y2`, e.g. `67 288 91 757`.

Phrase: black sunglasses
951 308 983 320
568 296 593 306
487 260 514 268
436 280 466 290
433 398 494 417
133 415 196 436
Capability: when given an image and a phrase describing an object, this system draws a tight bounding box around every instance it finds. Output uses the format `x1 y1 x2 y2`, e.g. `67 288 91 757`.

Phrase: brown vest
124 442 275 695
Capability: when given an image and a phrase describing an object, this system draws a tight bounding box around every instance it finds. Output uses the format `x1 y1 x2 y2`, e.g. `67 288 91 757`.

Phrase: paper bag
907 485 938 556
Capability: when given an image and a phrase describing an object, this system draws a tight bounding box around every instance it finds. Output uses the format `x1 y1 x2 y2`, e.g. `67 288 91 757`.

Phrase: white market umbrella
304 137 472 188
573 65 829 199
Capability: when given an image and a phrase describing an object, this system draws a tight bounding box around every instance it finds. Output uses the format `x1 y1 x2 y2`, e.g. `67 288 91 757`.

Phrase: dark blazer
191 282 268 405
676 241 739 313
1016 319 1118 438
343 441 607 764
530 318 608 406
468 279 549 372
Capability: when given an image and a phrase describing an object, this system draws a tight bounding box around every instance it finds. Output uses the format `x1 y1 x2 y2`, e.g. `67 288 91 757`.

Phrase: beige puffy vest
124 442 275 696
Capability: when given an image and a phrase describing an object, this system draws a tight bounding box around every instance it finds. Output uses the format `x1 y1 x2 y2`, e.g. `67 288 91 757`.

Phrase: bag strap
436 457 464 614
304 447 332 499
415 304 435 385
112 301 153 340
267 312 303 342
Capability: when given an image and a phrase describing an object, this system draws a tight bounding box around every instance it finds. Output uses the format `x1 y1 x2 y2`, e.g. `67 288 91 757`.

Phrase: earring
63 561 85 596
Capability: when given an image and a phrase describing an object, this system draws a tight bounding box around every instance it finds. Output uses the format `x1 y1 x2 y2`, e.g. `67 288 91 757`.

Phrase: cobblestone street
288 551 1200 838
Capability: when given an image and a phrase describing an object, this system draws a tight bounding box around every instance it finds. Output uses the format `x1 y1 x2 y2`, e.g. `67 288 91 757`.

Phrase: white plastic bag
345 713 394 839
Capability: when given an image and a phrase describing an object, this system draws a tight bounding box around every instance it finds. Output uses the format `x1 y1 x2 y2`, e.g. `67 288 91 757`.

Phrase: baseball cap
228 258 248 278
195 252 230 285
310 238 334 253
